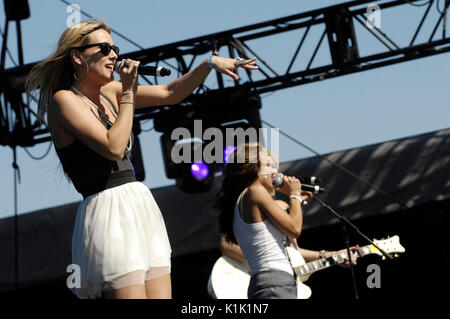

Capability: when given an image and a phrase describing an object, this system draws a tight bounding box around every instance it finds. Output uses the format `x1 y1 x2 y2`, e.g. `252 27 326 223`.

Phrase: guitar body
208 255 250 299
285 247 313 298
208 249 312 299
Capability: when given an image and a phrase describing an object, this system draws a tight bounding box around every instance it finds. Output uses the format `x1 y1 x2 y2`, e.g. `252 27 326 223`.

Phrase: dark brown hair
215 143 263 244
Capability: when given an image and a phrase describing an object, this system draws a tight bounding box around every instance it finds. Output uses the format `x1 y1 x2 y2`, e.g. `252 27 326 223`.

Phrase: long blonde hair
25 18 111 123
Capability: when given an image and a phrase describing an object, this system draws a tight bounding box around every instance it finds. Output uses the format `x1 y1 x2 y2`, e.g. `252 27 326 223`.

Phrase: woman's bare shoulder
246 184 271 202
51 89 78 112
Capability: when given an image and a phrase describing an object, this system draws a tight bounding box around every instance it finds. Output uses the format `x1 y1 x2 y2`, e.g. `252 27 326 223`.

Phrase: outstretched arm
293 241 361 266
105 55 258 109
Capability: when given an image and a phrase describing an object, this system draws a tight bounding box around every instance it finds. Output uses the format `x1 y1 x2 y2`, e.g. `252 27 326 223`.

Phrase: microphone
273 173 325 194
115 61 171 77
298 176 321 185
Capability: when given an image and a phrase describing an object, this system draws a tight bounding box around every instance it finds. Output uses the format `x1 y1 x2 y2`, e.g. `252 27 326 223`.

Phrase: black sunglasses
74 42 119 56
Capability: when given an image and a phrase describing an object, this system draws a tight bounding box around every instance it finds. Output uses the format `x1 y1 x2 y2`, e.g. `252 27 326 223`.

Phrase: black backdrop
2 199 448 300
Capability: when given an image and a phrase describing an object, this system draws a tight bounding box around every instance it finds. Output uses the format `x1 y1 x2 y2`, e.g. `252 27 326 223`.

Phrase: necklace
71 86 113 126
70 86 133 154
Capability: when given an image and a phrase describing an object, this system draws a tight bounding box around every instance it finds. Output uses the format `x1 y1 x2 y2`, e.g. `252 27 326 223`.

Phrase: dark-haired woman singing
216 143 312 299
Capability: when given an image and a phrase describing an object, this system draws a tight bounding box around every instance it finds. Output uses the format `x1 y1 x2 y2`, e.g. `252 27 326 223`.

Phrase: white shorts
101 266 171 292
70 182 172 299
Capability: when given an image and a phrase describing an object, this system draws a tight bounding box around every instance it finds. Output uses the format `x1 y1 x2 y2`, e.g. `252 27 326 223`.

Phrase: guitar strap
283 237 299 282
238 188 247 219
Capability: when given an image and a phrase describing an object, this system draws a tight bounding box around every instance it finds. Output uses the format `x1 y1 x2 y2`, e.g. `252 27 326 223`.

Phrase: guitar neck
294 245 372 277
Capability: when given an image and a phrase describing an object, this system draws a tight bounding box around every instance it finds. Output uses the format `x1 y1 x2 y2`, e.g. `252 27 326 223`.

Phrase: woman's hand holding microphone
117 59 140 105
273 175 313 202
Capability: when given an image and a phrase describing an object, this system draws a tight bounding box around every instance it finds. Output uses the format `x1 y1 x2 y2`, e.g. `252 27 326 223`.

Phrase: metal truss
1 0 449 147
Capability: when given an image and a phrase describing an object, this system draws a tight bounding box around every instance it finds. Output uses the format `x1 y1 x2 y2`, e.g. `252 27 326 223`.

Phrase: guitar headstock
368 235 405 259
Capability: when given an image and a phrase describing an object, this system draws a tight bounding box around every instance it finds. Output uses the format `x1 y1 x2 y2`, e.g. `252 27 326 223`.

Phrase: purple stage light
190 162 210 180
223 145 237 163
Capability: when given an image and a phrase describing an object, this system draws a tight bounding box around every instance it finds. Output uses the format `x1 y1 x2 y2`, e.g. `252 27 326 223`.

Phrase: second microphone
273 173 325 194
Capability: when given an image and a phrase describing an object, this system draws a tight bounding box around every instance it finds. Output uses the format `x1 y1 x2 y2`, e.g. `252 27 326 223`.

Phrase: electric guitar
207 235 405 299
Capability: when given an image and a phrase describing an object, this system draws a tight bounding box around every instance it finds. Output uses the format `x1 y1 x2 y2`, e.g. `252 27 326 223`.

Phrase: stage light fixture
4 0 30 21
163 138 216 193
176 161 216 193
190 161 211 181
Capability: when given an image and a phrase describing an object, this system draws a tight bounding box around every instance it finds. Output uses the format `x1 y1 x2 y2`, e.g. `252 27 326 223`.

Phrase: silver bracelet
207 50 219 69
289 194 303 205
207 55 215 69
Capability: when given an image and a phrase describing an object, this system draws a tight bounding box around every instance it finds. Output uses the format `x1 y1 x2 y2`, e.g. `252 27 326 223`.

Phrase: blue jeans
247 269 297 299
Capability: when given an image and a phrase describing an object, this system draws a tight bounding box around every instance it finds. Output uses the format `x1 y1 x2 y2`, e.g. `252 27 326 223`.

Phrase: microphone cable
261 119 408 209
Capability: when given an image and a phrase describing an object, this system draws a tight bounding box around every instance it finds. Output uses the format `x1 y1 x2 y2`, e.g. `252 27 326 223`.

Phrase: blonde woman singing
26 18 257 299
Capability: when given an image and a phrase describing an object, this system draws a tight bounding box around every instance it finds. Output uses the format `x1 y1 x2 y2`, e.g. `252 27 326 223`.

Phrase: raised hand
210 56 258 81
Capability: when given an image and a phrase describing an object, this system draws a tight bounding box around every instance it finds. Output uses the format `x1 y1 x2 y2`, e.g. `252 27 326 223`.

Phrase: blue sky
1 0 449 219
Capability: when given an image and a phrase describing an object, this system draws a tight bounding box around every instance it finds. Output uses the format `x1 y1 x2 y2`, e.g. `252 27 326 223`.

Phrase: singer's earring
74 60 89 82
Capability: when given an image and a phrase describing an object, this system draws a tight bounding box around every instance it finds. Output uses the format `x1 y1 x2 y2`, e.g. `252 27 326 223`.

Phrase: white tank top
232 190 293 276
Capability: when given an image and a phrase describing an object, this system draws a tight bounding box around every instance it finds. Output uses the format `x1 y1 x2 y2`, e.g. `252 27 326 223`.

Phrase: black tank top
55 92 137 199
55 138 137 199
